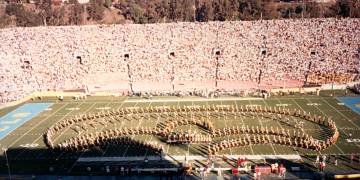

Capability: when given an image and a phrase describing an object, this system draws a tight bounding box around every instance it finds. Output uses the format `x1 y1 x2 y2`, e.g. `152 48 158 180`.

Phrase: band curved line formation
43 105 339 155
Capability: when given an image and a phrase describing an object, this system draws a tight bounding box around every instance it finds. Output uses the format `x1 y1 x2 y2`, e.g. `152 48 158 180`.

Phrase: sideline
124 97 263 103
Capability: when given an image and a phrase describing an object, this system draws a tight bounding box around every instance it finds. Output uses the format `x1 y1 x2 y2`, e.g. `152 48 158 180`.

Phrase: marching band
43 105 339 156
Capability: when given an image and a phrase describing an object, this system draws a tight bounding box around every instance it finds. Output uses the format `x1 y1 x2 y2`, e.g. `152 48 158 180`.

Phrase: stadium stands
353 83 360 94
0 18 359 103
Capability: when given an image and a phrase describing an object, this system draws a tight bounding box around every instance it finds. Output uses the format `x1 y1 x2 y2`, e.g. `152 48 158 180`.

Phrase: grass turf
0 93 360 174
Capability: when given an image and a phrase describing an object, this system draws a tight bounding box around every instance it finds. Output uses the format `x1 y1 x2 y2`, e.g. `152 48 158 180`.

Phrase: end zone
0 103 53 140
337 97 360 115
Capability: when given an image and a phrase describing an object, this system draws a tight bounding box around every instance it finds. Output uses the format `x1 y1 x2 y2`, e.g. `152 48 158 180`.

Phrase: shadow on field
1 144 360 179
0 139 187 177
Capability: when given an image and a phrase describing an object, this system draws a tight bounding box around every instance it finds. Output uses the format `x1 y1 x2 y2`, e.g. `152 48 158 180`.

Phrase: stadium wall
269 81 360 94
2 81 359 110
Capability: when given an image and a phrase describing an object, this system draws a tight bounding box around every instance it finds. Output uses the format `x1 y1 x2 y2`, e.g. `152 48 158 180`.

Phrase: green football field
0 92 360 175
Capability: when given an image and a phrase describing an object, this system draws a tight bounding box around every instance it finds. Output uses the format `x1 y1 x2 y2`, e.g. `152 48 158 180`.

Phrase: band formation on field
44 105 339 156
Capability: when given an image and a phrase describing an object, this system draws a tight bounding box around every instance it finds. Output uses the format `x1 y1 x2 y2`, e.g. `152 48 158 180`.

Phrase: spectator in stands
0 18 359 104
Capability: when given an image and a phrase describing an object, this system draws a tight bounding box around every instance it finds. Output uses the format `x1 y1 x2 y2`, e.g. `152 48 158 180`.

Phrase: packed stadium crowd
0 18 359 103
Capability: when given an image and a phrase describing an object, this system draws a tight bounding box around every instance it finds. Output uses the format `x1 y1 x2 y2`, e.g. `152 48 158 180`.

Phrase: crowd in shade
0 18 359 103
353 83 360 94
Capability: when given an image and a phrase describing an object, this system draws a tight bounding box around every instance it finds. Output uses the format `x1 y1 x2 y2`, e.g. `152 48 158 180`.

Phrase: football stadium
0 0 360 179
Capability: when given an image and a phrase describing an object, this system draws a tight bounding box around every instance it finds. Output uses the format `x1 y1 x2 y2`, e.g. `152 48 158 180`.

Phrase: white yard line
11 104 68 159
117 96 129 109
221 100 233 155
52 103 92 143
5 104 68 149
235 101 254 155
187 100 194 156
120 100 140 157
89 99 117 157
143 101 165 157
165 100 181 155
290 98 323 131
54 103 96 160
121 100 152 157
67 97 128 173
67 102 111 173
291 98 332 154
272 98 303 157
99 102 113 156
304 98 345 154
321 98 360 129
29 104 83 159
337 125 357 150
52 97 335 104
205 100 211 156
250 99 276 155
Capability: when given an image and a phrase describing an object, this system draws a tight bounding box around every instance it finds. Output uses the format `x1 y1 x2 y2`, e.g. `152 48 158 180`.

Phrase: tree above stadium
0 0 359 28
